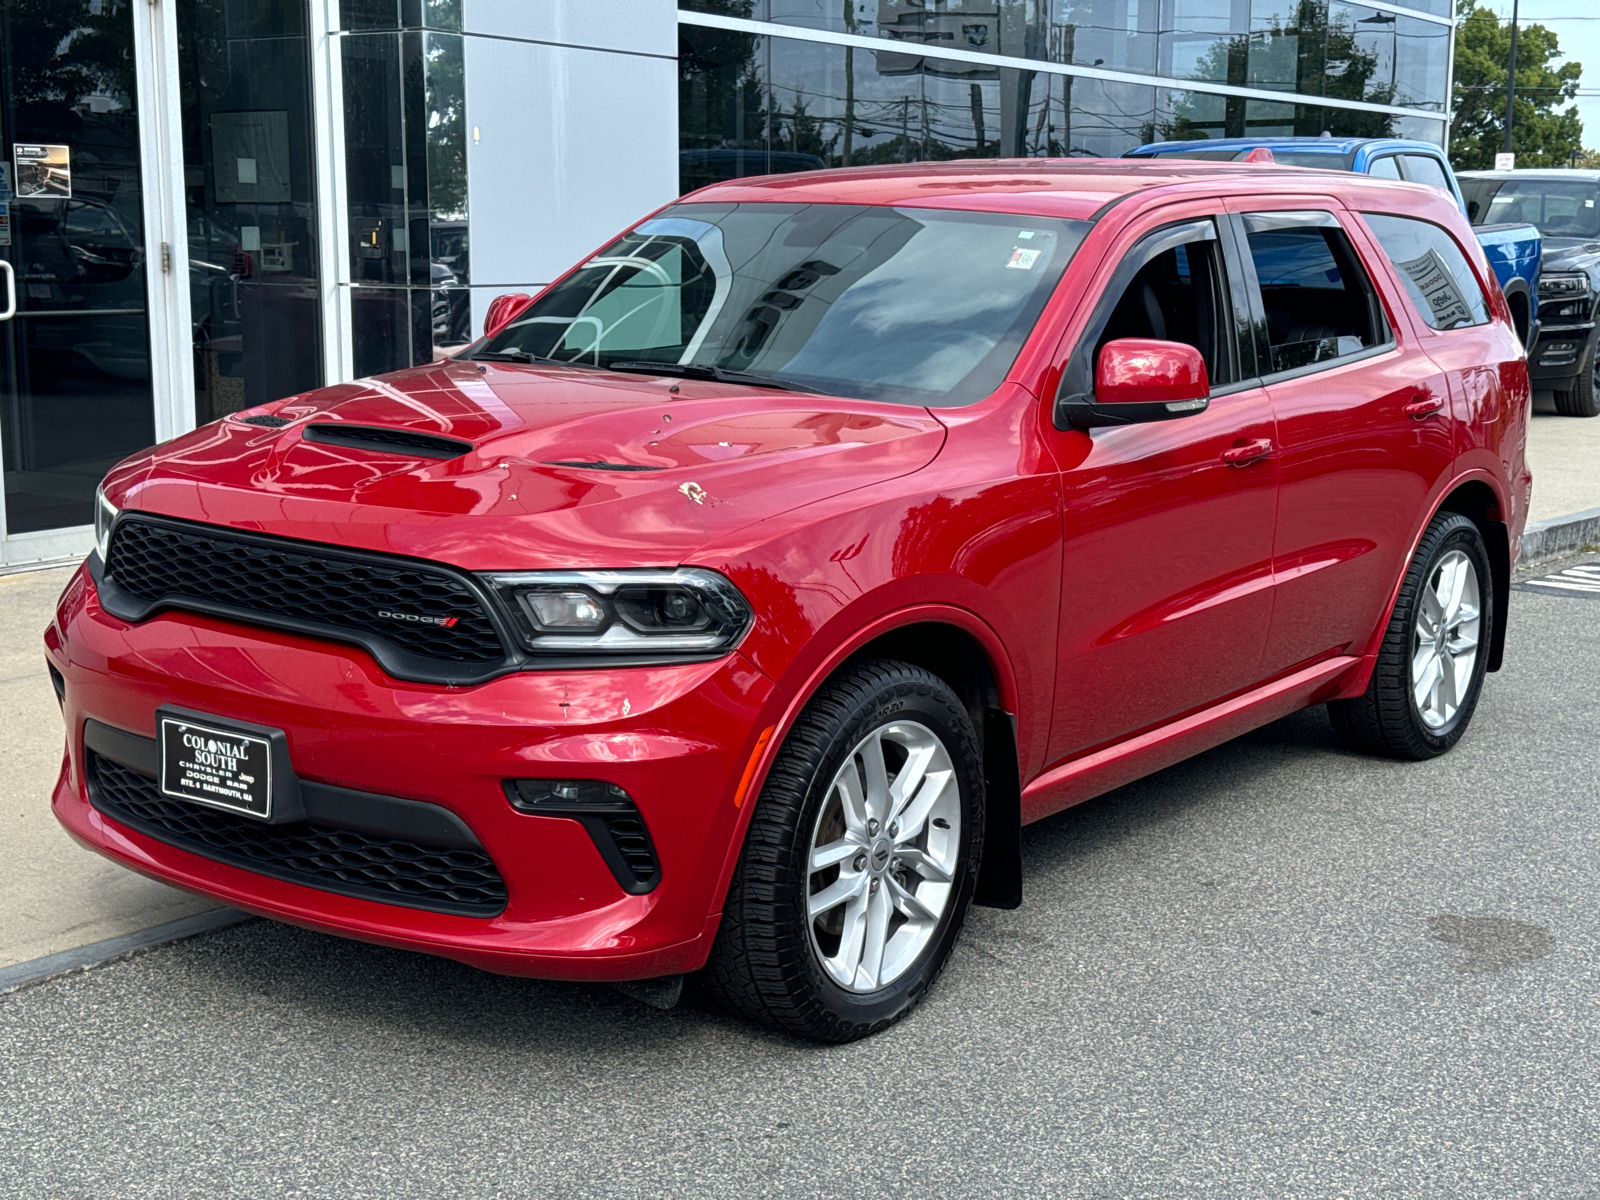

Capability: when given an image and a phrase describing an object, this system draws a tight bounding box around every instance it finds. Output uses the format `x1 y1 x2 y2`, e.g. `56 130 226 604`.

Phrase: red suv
48 161 1531 1042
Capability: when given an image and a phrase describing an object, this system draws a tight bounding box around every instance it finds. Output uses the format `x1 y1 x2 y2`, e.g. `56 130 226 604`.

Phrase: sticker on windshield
1017 230 1036 239
1007 248 1041 270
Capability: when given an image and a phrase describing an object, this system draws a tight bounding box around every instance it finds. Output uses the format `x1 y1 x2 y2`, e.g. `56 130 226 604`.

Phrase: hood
109 361 946 571
1538 237 1600 272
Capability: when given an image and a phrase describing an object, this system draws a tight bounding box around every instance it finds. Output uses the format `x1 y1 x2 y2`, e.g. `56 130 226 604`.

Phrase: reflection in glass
340 24 469 374
708 0 1450 117
477 203 1090 407
178 0 324 424
0 0 156 535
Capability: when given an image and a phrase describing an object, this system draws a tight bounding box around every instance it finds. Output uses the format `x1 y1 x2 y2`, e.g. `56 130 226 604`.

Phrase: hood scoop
240 414 293 428
303 423 473 461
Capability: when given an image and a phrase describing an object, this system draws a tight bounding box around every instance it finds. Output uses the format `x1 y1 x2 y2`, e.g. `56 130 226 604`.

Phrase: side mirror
1063 338 1211 430
483 292 533 339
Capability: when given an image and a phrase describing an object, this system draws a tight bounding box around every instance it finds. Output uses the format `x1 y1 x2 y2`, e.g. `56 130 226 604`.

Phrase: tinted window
1400 155 1452 196
1470 179 1600 238
1095 234 1234 387
1242 213 1386 373
1363 214 1491 330
480 203 1091 407
1368 156 1402 180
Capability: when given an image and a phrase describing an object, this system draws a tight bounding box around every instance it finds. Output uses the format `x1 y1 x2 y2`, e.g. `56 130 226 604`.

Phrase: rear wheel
703 660 983 1042
1555 338 1600 417
1329 513 1492 760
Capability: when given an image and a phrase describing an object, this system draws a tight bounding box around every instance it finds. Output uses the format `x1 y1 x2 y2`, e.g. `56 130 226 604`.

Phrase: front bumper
45 565 778 981
1528 321 1595 384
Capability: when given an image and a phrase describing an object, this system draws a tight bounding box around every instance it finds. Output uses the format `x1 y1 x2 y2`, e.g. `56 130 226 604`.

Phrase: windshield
475 202 1090 406
1464 179 1600 238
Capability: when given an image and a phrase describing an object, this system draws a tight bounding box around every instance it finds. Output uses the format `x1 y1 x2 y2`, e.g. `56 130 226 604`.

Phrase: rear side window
1362 214 1491 331
1369 156 1402 180
1240 212 1388 374
1400 155 1453 197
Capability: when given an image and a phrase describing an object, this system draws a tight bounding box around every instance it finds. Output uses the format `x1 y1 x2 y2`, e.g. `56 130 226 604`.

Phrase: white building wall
462 0 680 335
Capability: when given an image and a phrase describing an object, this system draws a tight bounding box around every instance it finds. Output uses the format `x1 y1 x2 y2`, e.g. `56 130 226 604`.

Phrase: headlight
93 484 119 561
1538 272 1587 298
484 568 752 656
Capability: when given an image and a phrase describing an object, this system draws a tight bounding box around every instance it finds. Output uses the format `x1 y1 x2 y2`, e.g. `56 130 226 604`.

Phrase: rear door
1044 209 1278 762
1227 201 1455 678
1357 211 1512 515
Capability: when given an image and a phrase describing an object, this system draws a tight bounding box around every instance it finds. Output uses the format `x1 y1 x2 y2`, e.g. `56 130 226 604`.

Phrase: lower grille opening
595 813 660 890
88 752 507 917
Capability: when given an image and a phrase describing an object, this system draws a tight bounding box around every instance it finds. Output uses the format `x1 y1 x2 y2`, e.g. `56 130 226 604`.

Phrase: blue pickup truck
1123 137 1543 348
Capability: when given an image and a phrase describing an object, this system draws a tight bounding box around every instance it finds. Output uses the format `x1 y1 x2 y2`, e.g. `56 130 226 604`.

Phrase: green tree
1451 0 1582 170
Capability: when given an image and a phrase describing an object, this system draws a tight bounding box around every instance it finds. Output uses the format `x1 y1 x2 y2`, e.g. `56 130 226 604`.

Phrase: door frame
0 0 192 573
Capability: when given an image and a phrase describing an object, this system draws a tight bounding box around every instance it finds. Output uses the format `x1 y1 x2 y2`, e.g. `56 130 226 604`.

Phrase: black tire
703 659 983 1042
1555 338 1600 417
1329 512 1494 760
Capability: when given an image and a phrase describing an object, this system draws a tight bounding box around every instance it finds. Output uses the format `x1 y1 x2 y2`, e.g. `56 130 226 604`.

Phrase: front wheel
703 660 983 1042
1329 512 1493 760
1555 338 1600 417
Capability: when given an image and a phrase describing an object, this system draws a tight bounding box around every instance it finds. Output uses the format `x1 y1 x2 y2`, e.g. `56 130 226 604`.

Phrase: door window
1240 213 1389 375
1362 214 1491 331
1091 227 1236 389
1369 156 1402 180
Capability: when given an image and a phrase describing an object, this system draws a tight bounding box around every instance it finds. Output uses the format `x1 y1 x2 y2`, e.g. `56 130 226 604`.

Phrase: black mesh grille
88 753 507 916
304 424 472 459
240 414 292 428
105 516 507 665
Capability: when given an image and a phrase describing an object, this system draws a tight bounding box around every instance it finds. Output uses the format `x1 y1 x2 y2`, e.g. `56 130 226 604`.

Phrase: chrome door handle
0 261 14 322
1403 392 1445 419
1222 437 1273 466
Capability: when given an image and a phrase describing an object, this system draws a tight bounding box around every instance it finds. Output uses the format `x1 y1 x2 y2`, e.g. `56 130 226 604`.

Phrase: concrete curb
0 909 253 996
1521 506 1600 566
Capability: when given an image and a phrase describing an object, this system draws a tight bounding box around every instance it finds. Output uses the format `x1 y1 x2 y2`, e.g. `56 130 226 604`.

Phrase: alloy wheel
805 721 960 993
1411 548 1481 730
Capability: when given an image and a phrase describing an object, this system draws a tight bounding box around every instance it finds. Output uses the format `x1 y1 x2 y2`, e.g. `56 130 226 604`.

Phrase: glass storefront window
0 0 157 535
339 22 469 376
681 26 772 189
681 1 1451 120
340 0 461 31
1393 16 1447 112
178 0 324 424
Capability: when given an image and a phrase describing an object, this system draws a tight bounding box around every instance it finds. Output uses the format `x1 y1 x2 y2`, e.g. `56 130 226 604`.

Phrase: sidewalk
1527 397 1600 525
0 408 1595 976
0 566 216 971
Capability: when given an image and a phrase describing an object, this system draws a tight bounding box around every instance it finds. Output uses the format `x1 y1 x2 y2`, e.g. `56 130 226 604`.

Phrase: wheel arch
711 606 1026 924
1436 478 1512 672
838 621 1022 910
1502 278 1532 348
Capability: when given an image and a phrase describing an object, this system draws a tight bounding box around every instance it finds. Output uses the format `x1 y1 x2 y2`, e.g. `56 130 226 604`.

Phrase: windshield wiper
605 361 827 395
468 349 605 370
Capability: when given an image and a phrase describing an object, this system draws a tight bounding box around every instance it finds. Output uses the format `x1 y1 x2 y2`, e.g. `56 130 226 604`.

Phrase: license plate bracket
156 706 303 823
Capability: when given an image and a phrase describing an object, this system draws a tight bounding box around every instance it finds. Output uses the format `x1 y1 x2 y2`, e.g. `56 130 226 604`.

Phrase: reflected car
50 160 1530 1042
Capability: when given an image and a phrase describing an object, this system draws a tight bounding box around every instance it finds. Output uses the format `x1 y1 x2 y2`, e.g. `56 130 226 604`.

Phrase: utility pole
1502 0 1520 159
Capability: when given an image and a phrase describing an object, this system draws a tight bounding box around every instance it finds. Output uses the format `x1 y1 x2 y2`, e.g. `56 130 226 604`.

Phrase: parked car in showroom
1458 169 1600 416
1126 137 1543 349
48 160 1530 1042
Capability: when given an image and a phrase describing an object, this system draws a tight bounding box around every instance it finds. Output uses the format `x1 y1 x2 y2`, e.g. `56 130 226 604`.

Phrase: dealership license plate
159 716 273 819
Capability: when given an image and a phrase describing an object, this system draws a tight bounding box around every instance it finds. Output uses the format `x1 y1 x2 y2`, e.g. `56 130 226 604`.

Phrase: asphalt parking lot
3 552 1598 1199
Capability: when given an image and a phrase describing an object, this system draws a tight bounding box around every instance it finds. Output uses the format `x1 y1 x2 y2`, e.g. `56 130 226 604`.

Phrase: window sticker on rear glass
1007 248 1041 270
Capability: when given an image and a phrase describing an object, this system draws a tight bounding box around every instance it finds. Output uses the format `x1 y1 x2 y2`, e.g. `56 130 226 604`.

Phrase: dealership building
0 0 1453 569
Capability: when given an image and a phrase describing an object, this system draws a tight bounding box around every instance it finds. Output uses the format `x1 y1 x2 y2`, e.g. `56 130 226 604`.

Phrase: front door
1047 213 1279 763
0 0 159 566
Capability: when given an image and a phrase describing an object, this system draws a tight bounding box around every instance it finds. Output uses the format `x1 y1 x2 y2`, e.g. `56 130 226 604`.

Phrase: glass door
0 0 158 566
